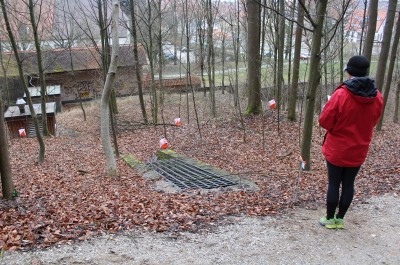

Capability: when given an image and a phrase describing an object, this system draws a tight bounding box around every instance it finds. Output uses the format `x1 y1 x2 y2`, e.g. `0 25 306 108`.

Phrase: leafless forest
1 0 399 253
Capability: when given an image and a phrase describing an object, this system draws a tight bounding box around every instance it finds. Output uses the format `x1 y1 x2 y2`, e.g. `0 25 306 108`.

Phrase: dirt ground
1 193 399 265
2 93 399 264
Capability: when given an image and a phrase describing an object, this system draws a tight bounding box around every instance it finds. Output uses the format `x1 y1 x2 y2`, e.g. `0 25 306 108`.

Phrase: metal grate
147 158 236 190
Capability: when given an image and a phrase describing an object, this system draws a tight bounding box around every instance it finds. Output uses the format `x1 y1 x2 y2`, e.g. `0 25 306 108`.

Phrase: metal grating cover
147 158 236 190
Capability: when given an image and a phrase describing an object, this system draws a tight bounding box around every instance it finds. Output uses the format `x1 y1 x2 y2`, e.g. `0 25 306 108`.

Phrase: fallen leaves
1 95 399 251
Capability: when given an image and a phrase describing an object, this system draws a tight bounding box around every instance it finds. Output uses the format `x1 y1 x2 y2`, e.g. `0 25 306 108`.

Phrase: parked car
300 53 311 60
164 52 176 61
180 46 190 52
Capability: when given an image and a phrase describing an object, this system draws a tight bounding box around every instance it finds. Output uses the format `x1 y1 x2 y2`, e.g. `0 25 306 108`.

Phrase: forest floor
1 91 399 264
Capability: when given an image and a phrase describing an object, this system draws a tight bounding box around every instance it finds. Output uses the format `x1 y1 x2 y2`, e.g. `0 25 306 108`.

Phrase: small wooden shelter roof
4 102 56 118
24 85 61 97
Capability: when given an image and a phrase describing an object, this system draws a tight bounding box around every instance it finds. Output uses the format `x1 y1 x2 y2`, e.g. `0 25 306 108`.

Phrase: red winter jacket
319 77 383 167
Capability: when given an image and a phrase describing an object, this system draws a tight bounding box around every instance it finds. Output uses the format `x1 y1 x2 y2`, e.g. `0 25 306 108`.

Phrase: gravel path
1 194 399 265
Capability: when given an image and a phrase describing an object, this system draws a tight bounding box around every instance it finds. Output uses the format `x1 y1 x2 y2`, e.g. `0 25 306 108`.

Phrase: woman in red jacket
318 55 383 229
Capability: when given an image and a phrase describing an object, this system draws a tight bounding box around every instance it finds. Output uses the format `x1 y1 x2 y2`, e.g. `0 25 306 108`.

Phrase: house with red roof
345 9 387 45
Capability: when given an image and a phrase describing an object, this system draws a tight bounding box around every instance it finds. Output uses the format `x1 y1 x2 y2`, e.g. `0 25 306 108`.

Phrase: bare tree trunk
359 0 368 55
362 0 378 65
184 0 202 136
184 0 201 137
28 0 49 136
146 0 158 124
100 0 120 177
1 0 45 163
276 0 285 130
374 0 397 96
173 0 178 66
394 81 400 123
97 0 119 157
156 0 167 137
285 0 295 87
77 92 87 121
318 21 329 115
0 41 10 106
129 0 148 124
0 97 14 200
98 0 109 78
109 103 119 157
232 0 241 108
197 18 207 96
287 3 304 121
300 0 328 170
221 23 226 94
376 4 400 130
206 0 216 117
260 0 267 62
339 0 345 82
245 0 261 115
271 1 278 95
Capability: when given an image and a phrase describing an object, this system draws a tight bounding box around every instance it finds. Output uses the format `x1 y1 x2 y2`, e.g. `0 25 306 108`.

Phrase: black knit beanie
345 55 370 77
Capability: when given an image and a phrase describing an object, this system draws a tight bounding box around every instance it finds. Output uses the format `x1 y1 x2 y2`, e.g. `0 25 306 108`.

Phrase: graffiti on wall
62 74 132 101
64 81 100 100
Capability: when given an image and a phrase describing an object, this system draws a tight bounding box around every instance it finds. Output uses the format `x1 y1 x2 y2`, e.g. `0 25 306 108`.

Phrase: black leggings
326 160 361 219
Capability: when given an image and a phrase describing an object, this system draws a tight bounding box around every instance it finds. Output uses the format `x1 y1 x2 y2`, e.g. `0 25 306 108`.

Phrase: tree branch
257 0 314 32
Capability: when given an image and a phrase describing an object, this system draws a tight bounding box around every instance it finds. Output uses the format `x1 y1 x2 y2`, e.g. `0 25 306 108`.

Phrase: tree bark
245 0 261 115
376 3 399 130
359 0 368 55
97 0 119 156
276 0 285 129
374 0 397 94
0 97 14 200
173 0 178 66
394 81 400 123
362 0 378 65
339 0 345 82
287 3 305 121
100 0 120 177
145 0 158 124
233 0 241 108
129 0 148 124
300 0 328 170
221 23 226 93
206 0 216 117
0 41 10 106
197 17 206 97
184 0 202 139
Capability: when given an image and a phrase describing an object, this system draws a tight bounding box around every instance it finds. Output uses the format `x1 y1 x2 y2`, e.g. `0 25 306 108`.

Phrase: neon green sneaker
335 218 344 229
319 217 337 229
